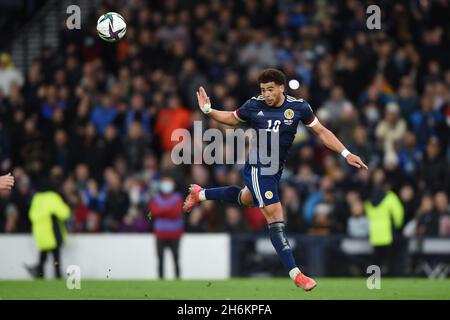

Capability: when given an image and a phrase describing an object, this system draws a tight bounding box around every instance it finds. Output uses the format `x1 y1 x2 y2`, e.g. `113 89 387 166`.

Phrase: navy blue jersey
233 94 318 171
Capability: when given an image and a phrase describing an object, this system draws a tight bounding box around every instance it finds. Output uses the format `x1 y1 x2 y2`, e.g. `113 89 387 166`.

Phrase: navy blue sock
204 185 243 205
268 221 297 272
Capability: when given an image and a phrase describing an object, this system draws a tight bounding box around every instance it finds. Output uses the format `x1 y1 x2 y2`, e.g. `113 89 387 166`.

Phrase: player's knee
239 188 254 207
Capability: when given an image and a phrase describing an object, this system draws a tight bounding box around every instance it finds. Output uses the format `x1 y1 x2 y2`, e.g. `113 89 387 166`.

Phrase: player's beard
266 97 276 106
269 94 283 107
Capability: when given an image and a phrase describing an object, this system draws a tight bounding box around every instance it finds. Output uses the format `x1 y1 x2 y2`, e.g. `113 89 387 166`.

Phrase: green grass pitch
1 278 450 300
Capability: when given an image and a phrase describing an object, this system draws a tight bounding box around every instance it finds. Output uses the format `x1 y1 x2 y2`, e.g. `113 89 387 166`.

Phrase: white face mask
130 187 140 204
366 108 379 122
160 182 174 194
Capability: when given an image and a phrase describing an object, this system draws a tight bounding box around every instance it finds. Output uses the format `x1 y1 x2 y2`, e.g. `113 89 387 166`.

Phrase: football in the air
96 12 126 42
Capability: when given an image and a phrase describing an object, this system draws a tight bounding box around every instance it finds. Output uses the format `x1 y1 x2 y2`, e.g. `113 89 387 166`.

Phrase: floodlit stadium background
0 0 449 283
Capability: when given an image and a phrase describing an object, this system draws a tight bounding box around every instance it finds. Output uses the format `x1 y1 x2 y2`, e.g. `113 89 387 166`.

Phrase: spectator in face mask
148 176 184 279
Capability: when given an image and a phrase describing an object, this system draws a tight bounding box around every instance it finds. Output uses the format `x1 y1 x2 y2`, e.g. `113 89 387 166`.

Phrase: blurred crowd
0 0 449 239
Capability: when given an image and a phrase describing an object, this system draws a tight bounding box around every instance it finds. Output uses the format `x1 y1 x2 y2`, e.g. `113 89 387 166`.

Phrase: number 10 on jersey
266 120 281 132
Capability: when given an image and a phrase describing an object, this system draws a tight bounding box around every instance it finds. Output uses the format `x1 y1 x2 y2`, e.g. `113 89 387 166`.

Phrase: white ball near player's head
289 79 300 90
96 12 127 42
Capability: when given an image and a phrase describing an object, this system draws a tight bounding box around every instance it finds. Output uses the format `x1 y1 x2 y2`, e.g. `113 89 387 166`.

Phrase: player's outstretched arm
196 86 239 127
0 173 15 191
309 120 368 170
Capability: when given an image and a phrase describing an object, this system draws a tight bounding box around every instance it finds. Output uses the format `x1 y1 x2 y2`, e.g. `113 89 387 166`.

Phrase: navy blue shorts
242 164 282 208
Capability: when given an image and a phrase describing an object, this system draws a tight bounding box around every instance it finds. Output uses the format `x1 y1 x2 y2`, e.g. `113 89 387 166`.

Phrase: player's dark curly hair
257 69 286 86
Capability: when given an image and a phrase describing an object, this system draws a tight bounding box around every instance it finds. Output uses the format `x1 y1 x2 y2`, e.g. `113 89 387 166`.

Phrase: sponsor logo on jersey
265 191 273 199
284 109 294 120
257 111 264 116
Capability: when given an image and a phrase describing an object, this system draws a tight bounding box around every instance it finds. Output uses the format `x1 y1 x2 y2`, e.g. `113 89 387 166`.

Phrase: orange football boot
294 272 317 291
182 184 203 213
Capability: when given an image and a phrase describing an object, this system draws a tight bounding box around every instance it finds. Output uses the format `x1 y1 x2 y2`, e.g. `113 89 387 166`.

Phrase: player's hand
196 86 212 114
0 173 15 191
346 154 368 170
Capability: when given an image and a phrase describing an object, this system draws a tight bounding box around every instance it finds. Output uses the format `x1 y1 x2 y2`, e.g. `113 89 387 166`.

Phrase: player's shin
201 185 243 205
268 221 301 280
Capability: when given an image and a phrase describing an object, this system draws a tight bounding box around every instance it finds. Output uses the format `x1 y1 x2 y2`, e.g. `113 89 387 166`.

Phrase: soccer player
183 69 368 291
